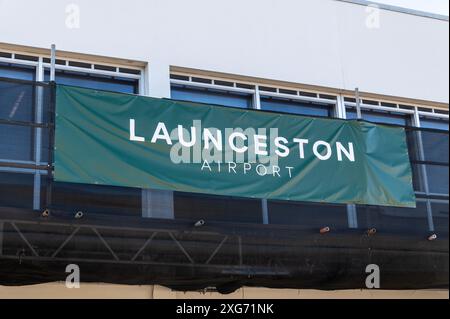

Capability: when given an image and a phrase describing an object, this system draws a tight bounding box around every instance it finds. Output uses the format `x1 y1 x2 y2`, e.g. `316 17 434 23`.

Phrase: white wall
0 0 448 103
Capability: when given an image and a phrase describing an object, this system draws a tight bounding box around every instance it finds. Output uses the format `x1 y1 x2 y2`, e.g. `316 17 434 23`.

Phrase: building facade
0 0 448 298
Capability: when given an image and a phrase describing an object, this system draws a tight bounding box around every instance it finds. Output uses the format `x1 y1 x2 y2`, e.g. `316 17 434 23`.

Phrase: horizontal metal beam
0 161 48 171
0 254 264 271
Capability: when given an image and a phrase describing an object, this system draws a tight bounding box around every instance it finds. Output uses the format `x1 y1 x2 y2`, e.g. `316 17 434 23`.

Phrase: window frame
0 52 144 212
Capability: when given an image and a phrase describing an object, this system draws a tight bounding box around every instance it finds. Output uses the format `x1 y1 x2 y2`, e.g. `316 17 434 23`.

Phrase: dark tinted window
0 172 34 209
346 107 411 126
426 165 449 194
411 164 449 195
44 69 138 94
408 130 449 163
261 96 332 117
0 63 35 81
171 85 252 109
0 124 33 161
0 78 52 163
0 81 35 122
420 118 449 131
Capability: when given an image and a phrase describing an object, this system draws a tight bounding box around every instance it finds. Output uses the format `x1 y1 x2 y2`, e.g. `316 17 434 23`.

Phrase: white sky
370 0 449 16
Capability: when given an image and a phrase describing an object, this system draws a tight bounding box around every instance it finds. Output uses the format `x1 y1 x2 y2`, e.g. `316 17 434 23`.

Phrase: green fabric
54 85 416 207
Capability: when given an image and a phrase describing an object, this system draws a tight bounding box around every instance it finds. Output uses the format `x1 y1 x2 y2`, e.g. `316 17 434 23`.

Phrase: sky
370 0 449 16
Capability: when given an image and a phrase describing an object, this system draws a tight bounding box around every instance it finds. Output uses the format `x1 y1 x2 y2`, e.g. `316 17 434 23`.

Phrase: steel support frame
0 218 247 271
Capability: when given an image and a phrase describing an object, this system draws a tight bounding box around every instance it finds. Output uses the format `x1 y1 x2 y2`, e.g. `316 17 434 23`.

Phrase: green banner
54 85 416 207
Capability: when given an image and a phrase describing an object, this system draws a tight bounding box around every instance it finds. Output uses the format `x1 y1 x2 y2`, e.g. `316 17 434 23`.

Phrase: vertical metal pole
336 95 347 119
45 82 56 210
50 44 56 81
353 88 361 227
355 88 362 119
413 107 435 232
45 44 57 210
253 86 269 224
261 200 269 225
33 57 44 211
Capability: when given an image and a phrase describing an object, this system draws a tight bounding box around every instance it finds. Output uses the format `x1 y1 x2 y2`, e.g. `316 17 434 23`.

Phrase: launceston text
129 119 356 163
